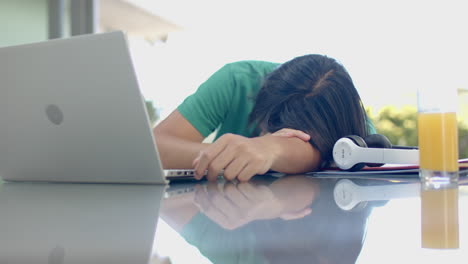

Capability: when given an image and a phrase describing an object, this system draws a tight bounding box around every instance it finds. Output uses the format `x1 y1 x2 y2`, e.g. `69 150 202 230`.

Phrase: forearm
153 110 209 169
262 135 321 174
154 133 208 169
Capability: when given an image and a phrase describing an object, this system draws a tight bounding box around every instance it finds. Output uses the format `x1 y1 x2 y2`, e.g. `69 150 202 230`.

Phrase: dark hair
249 54 369 166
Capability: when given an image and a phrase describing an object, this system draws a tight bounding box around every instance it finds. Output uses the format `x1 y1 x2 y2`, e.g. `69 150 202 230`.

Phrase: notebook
308 158 468 178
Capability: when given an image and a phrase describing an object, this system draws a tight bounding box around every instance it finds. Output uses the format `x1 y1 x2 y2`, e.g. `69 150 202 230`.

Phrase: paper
308 159 468 178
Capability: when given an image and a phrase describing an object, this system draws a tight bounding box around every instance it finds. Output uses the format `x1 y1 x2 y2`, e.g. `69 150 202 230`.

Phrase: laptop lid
0 31 167 184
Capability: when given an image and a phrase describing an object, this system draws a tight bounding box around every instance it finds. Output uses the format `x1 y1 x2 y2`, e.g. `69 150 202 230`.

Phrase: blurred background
1 0 467 157
0 2 467 263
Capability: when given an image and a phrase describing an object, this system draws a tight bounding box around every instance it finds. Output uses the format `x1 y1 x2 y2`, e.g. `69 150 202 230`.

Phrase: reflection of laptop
0 182 165 263
0 31 197 184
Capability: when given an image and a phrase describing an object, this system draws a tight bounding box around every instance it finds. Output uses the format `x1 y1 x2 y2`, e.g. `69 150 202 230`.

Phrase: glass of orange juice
417 86 459 184
418 86 460 249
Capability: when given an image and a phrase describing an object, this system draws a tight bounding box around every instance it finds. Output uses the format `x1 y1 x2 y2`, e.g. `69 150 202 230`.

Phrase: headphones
332 134 419 171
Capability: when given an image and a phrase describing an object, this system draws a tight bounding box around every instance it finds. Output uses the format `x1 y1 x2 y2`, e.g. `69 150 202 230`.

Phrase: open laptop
0 31 199 184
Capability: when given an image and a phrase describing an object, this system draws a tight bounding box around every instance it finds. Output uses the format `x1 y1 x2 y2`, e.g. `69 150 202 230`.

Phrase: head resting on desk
249 54 371 167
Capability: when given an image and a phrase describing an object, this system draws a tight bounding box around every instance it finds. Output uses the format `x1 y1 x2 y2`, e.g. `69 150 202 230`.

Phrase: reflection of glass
420 181 459 249
417 87 459 184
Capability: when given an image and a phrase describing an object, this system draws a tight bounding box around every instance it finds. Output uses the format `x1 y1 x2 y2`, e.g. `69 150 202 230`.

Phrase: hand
192 133 277 181
193 181 284 230
271 128 310 142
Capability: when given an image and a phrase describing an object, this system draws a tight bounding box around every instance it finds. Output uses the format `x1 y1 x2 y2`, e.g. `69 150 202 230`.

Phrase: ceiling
99 0 183 43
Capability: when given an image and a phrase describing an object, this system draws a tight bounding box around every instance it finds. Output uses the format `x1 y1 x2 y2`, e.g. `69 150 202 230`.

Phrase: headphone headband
332 135 419 171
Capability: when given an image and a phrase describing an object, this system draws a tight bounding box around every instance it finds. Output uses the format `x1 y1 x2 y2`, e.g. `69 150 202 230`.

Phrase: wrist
255 134 286 167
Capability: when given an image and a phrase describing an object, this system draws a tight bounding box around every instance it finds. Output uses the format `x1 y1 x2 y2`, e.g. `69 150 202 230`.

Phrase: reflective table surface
1 173 468 264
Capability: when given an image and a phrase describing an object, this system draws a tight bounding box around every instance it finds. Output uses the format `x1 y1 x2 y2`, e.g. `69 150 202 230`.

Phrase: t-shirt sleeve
177 64 234 138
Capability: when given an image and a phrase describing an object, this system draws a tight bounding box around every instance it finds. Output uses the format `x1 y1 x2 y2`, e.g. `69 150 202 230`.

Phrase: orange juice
421 187 459 249
418 112 458 172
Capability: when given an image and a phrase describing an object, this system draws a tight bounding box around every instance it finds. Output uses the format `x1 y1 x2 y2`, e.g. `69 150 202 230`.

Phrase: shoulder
222 60 281 77
205 60 280 90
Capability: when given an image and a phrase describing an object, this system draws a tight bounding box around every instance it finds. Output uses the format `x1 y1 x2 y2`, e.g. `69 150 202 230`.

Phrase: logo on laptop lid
45 104 64 125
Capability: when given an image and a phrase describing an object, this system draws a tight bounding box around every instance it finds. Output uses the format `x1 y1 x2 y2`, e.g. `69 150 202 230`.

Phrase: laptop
0 181 165 263
0 31 199 184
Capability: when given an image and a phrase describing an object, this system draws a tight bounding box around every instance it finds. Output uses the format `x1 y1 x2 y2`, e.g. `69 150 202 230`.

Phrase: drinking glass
417 86 459 185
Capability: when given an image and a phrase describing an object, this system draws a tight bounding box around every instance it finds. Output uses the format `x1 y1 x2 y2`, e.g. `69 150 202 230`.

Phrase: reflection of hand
193 133 277 181
193 181 284 230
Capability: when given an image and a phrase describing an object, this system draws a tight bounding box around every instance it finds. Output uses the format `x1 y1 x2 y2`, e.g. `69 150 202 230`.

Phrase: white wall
0 0 49 47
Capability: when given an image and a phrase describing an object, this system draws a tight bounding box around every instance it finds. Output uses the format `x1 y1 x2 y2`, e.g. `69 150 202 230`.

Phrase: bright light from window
124 0 468 122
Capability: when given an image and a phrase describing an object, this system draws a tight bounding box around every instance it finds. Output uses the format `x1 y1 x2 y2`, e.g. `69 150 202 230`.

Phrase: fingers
223 183 251 209
194 182 224 213
193 137 230 180
193 184 211 211
194 181 285 229
195 187 232 227
237 161 267 182
206 149 236 181
194 182 246 230
222 155 249 181
271 128 310 142
192 134 271 182
236 151 271 182
237 181 263 198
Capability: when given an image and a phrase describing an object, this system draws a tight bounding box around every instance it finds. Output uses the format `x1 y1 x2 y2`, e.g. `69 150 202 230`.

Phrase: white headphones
332 134 419 171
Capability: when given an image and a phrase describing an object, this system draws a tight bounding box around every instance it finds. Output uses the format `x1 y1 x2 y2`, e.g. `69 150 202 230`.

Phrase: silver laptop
0 31 197 184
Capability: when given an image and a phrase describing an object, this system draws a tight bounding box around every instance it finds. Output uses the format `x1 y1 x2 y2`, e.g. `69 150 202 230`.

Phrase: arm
193 132 321 181
153 110 208 169
268 135 321 173
155 61 319 178
156 111 320 180
154 64 236 169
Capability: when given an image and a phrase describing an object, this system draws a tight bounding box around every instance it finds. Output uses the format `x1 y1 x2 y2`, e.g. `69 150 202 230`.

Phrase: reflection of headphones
332 134 419 171
333 179 420 211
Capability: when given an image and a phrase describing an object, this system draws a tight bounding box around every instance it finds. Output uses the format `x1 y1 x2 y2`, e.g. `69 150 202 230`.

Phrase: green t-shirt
177 60 376 140
178 61 279 140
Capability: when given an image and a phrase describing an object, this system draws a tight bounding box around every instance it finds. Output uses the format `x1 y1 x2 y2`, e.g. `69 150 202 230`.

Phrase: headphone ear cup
364 134 392 148
363 134 392 167
344 135 367 171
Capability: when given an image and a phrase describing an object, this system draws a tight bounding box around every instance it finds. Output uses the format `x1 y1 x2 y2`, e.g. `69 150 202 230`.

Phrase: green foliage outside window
367 106 468 159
